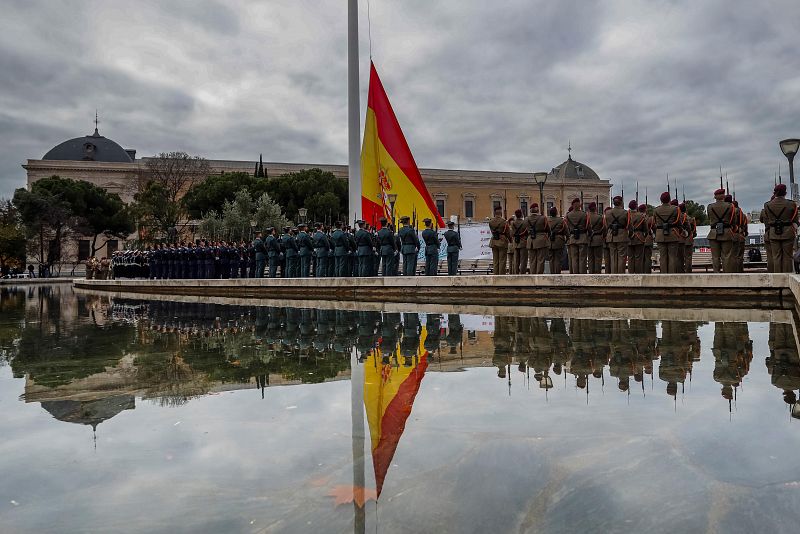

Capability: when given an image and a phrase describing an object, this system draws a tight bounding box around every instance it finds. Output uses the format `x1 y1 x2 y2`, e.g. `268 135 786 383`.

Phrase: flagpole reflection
351 346 366 534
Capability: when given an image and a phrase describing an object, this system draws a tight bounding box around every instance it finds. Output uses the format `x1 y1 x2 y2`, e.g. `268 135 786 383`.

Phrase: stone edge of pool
71 273 798 310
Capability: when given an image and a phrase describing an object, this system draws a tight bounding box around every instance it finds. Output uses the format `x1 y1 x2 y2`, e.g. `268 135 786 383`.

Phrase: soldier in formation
526 203 549 274
443 221 462 276
489 207 510 275
110 178 792 279
761 183 799 273
565 198 589 274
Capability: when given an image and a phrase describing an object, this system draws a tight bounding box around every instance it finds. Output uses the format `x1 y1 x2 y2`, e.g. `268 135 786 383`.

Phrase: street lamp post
779 138 800 201
533 172 548 211
297 208 308 224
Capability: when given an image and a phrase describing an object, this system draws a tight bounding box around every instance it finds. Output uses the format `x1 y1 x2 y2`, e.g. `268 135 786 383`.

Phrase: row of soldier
489 183 799 275
489 190 748 275
112 216 463 280
111 183 797 279
111 298 799 408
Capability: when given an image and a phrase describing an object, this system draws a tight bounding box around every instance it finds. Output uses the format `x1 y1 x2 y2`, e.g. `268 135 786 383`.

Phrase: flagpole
348 0 362 223
348 7 366 532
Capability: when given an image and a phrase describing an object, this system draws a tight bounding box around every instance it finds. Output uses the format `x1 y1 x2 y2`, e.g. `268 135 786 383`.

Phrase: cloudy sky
1 0 798 210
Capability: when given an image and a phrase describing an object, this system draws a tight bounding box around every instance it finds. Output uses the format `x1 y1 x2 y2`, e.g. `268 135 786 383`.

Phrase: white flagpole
348 0 362 223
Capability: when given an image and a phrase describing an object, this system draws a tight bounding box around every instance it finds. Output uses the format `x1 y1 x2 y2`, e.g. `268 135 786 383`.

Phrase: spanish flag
364 327 429 497
361 62 445 227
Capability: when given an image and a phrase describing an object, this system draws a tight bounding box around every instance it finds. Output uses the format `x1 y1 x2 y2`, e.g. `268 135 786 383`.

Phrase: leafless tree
137 152 211 203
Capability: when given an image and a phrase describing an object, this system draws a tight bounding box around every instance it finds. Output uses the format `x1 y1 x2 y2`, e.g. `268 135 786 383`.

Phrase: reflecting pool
1 285 800 533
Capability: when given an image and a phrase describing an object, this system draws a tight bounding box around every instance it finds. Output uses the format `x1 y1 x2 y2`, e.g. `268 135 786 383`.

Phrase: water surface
1 286 799 533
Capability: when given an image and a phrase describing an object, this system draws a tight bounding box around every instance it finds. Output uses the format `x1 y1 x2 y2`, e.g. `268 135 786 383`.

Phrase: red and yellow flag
364 327 429 498
361 62 445 227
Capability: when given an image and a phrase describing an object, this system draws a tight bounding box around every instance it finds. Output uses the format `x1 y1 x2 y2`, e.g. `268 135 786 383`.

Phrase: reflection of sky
3 308 800 532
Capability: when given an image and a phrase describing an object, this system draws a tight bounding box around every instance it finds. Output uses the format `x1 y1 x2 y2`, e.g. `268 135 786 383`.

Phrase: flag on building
361 62 445 227
363 327 429 497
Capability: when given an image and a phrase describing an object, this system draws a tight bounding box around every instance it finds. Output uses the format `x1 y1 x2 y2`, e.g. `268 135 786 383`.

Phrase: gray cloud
0 0 798 211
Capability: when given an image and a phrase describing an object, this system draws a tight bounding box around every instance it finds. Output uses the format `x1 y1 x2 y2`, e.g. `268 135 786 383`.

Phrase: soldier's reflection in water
766 323 800 418
424 313 442 362
380 312 402 365
493 316 513 379
445 313 463 356
569 318 596 393
400 313 421 368
630 319 658 388
658 321 691 399
712 322 752 410
65 299 800 419
609 320 636 393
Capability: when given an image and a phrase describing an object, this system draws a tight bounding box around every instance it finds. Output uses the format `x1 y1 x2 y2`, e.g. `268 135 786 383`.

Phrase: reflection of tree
134 352 211 407
10 295 131 387
0 287 25 365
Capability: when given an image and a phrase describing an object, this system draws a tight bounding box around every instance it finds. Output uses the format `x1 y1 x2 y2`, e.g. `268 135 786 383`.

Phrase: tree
684 200 709 225
262 168 347 222
197 190 289 242
13 179 73 269
132 152 210 238
182 172 258 220
15 176 134 258
0 199 26 273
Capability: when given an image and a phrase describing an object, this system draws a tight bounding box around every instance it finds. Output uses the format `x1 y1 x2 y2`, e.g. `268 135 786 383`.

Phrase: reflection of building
40 395 135 431
23 125 611 259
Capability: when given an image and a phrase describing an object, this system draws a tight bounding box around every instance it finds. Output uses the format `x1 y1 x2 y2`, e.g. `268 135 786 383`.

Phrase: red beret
514 209 523 217
723 195 732 203
670 199 679 206
530 203 538 209
660 192 671 203
588 202 597 211
775 184 787 195
638 204 647 213
571 198 580 205
628 200 638 209
714 188 726 196
548 207 558 216
678 202 686 212
613 195 623 202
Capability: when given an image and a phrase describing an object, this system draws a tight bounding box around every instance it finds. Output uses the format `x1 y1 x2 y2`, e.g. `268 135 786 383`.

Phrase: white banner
415 224 493 261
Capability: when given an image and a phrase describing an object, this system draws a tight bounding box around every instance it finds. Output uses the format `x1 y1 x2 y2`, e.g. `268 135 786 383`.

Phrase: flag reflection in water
364 325 429 498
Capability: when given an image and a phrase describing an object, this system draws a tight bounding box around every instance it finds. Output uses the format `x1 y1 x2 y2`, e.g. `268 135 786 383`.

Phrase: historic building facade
23 126 611 260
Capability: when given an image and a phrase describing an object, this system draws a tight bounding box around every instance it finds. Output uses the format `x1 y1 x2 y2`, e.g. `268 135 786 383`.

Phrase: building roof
43 128 134 163
549 156 600 181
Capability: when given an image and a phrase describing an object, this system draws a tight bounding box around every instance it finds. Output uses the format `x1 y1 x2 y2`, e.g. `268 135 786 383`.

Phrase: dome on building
42 128 134 163
548 155 600 181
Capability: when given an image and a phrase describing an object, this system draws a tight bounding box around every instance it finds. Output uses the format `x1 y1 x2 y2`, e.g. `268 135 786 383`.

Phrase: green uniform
421 227 440 276
377 227 397 276
355 228 374 277
443 228 461 275
398 224 419 276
